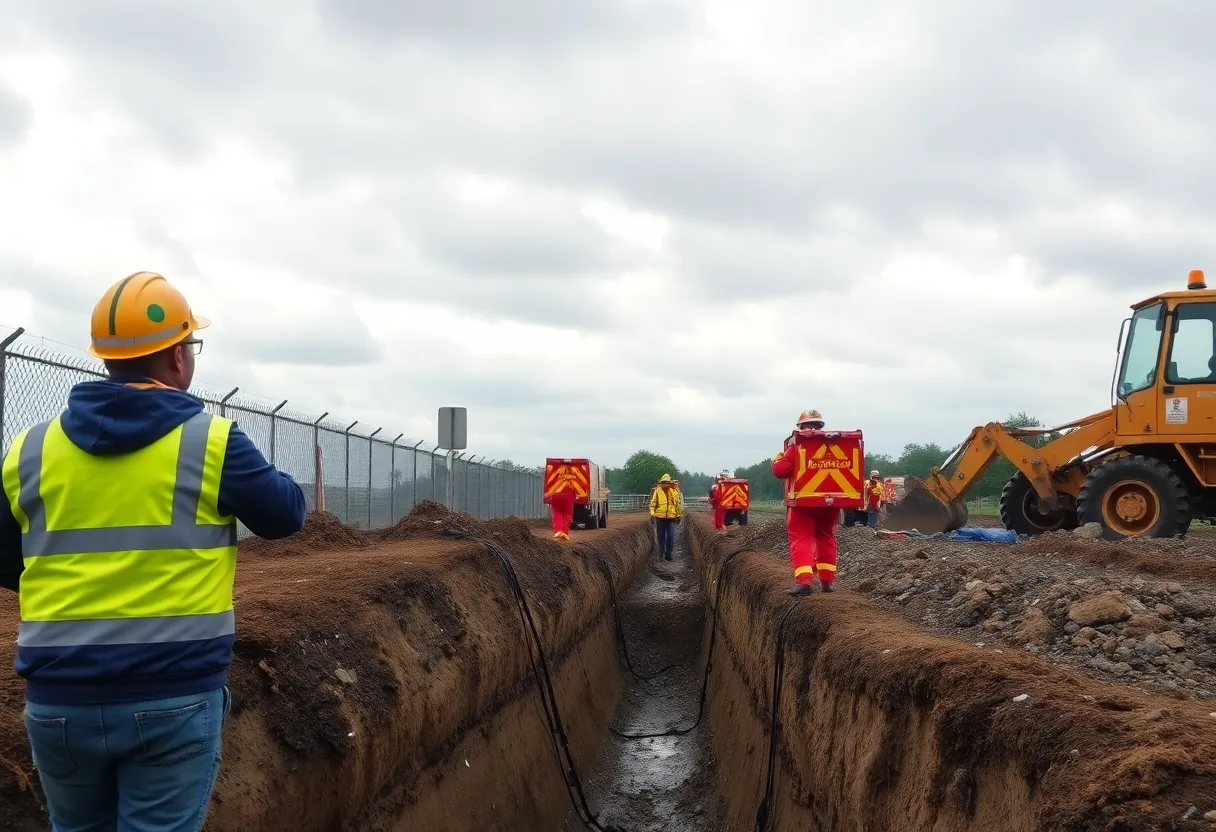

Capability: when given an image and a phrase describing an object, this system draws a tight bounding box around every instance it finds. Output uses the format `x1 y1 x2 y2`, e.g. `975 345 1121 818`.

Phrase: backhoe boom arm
921 410 1117 511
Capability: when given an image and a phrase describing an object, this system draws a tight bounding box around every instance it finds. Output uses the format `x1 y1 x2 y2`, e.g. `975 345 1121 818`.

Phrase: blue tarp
949 527 1018 544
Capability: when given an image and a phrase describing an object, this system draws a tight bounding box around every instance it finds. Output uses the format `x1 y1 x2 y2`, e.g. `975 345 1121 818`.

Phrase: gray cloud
4 0 1216 470
224 301 382 367
318 0 696 49
0 85 31 148
408 188 618 277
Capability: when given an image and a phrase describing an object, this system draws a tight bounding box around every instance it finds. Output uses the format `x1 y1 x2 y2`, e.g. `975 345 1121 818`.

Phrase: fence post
431 452 438 502
344 421 358 524
479 461 486 519
219 387 239 419
463 455 473 514
457 452 468 512
0 327 25 448
390 433 404 523
269 399 288 464
411 440 423 513
368 428 382 529
469 456 476 514
311 412 328 512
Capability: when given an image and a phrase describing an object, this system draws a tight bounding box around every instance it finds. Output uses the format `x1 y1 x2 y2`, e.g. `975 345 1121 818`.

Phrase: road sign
438 407 467 450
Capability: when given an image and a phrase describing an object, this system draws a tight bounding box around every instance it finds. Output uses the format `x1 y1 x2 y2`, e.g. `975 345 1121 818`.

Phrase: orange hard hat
88 272 210 360
796 408 824 428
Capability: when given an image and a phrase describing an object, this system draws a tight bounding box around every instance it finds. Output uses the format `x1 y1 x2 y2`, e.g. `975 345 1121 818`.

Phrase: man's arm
0 499 21 593
771 446 797 479
217 424 307 540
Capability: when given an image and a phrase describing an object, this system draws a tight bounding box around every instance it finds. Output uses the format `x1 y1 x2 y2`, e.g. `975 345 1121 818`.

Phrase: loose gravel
732 519 1216 702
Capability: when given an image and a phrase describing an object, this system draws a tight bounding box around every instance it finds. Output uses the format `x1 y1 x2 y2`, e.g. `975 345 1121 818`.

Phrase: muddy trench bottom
563 526 726 832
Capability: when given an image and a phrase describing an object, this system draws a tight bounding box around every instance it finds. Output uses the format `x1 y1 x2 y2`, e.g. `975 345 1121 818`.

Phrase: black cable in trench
588 551 679 684
754 600 800 832
607 543 748 741
444 526 625 832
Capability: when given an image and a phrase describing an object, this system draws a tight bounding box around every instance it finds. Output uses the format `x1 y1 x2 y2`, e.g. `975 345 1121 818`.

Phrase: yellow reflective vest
1 411 238 701
649 484 683 519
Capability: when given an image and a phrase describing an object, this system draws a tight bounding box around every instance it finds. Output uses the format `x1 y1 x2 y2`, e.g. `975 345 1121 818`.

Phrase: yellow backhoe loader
885 270 1216 541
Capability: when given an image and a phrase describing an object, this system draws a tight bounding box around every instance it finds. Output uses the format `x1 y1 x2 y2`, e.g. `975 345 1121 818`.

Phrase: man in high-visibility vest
649 473 682 560
0 272 306 830
864 470 884 528
771 408 838 595
708 470 729 532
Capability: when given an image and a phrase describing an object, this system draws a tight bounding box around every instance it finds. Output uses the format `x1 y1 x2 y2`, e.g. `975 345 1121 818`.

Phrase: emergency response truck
543 458 610 529
719 477 750 526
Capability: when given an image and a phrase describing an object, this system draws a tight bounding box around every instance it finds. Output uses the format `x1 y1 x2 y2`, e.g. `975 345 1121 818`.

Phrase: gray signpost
438 407 468 510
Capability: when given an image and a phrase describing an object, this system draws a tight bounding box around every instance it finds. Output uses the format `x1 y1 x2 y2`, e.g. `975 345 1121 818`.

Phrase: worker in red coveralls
864 470 884 528
548 471 577 542
771 409 838 595
708 470 729 531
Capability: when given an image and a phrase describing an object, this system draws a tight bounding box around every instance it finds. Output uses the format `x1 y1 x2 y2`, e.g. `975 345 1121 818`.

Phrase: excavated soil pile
689 520 1216 831
0 508 654 832
735 518 1216 701
238 510 372 557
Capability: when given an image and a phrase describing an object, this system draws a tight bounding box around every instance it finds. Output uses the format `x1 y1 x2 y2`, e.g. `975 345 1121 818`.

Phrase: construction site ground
0 503 1214 830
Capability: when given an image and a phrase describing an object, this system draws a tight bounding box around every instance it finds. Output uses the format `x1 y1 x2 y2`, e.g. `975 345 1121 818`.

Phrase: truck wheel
999 471 1077 535
739 510 748 526
586 509 600 530
1078 456 1190 540
600 504 608 528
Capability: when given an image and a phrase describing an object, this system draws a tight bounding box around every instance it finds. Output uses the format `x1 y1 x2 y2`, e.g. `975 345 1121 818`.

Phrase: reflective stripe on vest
3 412 238 649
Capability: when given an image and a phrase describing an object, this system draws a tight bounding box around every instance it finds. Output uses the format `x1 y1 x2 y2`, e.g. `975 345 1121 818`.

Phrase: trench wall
202 520 654 832
688 521 1216 831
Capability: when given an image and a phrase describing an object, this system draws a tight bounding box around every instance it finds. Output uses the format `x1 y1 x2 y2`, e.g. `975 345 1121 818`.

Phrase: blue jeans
655 518 677 556
24 687 230 832
866 509 880 528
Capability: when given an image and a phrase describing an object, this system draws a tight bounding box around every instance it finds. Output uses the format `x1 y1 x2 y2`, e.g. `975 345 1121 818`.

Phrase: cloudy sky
1 0 1213 476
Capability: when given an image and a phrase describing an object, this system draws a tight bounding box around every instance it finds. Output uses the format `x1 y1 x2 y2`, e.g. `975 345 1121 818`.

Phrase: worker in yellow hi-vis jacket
0 272 306 830
649 473 682 561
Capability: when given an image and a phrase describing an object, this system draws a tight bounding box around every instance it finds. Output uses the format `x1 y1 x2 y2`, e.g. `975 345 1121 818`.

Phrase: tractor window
1117 304 1164 397
1167 302 1216 383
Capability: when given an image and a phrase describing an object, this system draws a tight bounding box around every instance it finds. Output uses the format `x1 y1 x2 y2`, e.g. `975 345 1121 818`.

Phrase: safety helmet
870 470 880 478
796 408 824 429
659 473 672 482
88 272 210 361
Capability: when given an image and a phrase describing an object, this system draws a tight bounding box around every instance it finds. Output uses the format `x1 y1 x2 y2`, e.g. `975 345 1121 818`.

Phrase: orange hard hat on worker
796 409 824 429
87 271 209 360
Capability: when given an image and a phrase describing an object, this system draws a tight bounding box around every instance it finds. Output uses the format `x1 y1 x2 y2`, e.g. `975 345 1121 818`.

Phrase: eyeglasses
180 339 204 356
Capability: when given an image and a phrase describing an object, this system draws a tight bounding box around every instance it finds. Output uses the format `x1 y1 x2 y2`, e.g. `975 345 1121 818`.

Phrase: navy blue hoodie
0 377 307 703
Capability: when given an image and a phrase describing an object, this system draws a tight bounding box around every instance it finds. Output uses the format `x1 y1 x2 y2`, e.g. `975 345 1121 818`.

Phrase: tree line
605 413 1052 501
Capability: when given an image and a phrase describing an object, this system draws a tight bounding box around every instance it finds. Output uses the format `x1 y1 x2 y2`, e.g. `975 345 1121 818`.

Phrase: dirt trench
562 525 726 831
4 506 1216 831
688 519 1216 831
0 505 656 832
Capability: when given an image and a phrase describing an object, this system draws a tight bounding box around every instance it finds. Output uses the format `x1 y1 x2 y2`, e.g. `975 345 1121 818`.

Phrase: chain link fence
0 331 544 536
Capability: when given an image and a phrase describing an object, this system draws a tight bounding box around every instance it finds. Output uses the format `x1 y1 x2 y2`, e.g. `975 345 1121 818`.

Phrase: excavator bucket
883 476 969 534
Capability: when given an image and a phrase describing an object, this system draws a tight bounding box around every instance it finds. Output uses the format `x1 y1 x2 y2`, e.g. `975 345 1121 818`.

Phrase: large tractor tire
999 471 1078 535
1077 456 1191 541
